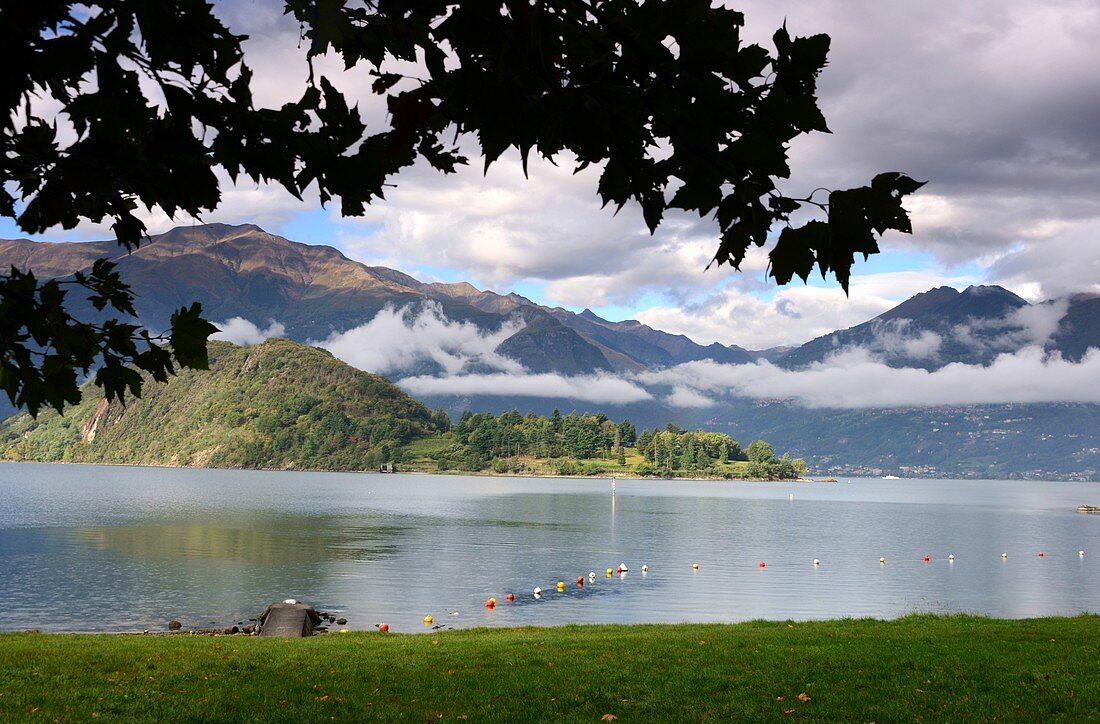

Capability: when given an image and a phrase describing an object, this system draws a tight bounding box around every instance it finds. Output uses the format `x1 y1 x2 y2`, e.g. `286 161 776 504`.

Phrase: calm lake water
1 463 1098 633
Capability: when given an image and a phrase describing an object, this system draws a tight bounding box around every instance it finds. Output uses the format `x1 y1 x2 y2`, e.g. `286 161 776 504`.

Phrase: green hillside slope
1 339 445 470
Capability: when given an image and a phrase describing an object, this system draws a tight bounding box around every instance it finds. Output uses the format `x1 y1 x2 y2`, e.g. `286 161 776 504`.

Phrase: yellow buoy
556 581 565 591
692 563 699 570
879 557 886 564
423 614 433 625
1001 552 1008 559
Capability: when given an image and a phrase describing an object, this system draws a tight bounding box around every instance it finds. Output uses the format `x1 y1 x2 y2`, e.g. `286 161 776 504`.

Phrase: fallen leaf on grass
776 696 785 701
798 692 810 702
601 715 618 721
783 709 795 716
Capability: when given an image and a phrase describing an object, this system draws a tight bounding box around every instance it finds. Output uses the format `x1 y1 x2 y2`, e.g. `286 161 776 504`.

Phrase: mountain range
3 223 1094 377
0 223 752 377
780 284 1099 370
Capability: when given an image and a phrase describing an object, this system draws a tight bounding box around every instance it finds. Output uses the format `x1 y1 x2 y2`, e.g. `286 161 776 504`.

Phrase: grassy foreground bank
2 616 1098 721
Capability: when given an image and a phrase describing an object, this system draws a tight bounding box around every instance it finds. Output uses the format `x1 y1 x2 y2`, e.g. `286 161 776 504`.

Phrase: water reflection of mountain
68 513 408 565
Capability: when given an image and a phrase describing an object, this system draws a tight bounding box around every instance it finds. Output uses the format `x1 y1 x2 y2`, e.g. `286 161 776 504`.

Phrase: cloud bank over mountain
314 301 1100 410
399 372 653 406
638 347 1100 409
317 304 525 376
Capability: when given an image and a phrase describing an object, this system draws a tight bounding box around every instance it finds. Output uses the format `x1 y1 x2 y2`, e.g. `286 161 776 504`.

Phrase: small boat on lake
1078 505 1100 513
882 475 900 480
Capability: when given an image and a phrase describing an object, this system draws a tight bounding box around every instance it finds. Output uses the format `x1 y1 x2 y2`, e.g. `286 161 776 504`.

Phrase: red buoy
1038 551 1045 557
485 597 496 609
758 561 766 568
505 593 515 602
923 555 930 562
577 576 584 585
378 623 389 632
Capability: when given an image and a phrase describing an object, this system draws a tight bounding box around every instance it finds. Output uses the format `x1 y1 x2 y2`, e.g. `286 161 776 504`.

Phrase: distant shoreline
0 459 832 483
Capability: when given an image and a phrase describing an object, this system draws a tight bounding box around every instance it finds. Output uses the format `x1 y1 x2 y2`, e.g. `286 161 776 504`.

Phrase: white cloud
666 386 715 408
635 346 1100 408
317 303 524 376
950 298 1070 352
212 318 286 345
398 372 653 406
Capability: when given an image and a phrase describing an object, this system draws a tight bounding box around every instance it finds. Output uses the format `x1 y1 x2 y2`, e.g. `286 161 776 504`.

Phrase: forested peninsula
1 339 806 480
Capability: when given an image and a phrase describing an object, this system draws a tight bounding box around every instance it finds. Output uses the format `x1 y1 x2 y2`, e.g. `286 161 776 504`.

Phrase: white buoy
789 493 794 501
948 554 955 561
813 559 820 566
533 587 542 596
589 571 596 581
642 564 649 573
1080 550 1086 557
618 562 629 572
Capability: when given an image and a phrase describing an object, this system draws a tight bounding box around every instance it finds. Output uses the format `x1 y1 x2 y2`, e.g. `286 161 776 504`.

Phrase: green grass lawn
3 616 1099 720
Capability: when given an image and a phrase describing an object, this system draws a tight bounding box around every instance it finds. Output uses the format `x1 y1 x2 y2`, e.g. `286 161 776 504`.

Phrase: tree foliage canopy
1 0 922 414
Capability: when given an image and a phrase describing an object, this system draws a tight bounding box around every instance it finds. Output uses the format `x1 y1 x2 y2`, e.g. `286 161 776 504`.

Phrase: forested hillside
1 340 446 470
